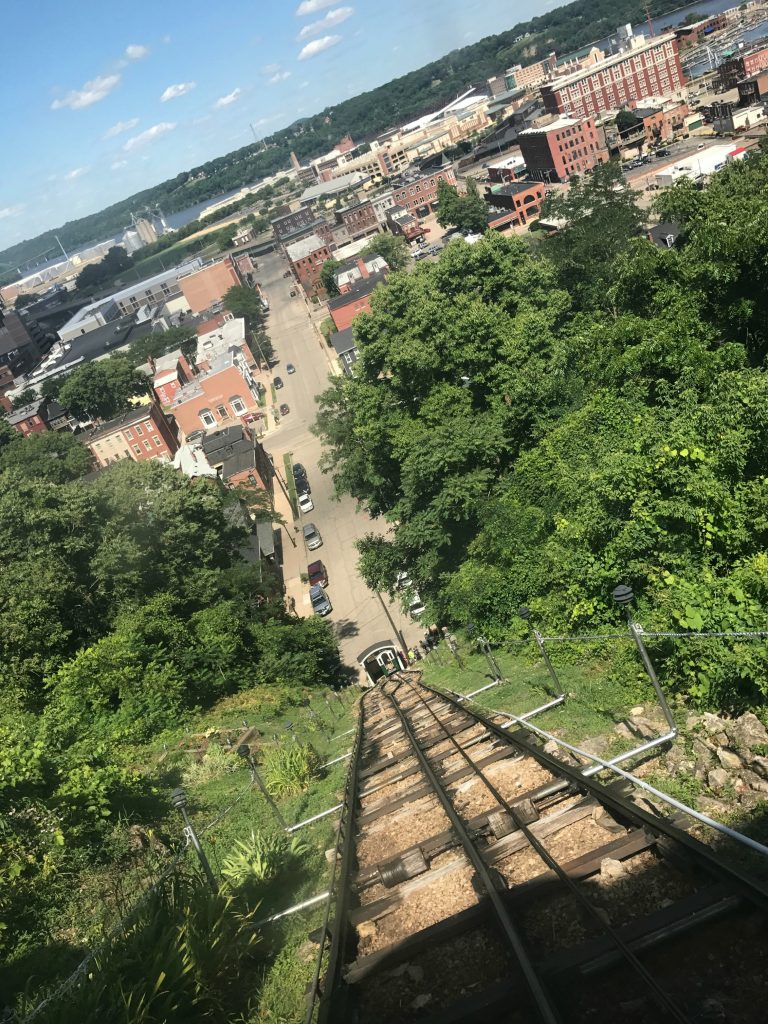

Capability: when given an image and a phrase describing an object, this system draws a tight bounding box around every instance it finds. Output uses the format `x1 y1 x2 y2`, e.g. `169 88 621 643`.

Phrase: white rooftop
286 233 327 261
300 172 370 204
196 317 247 364
487 153 526 170
520 116 582 135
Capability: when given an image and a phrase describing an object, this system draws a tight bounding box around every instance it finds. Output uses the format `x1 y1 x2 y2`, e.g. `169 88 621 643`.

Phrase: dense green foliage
319 258 341 298
223 285 274 365
57 356 148 421
0 458 341 971
0 0 687 278
75 245 132 292
359 232 411 272
315 150 768 714
436 179 490 235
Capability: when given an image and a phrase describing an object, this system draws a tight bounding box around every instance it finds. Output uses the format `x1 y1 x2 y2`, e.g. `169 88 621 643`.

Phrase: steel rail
386 678 564 1024
423 680 768 907
398 676 692 1024
314 688 370 1024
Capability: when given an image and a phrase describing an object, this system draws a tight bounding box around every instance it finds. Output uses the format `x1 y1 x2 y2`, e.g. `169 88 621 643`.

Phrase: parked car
697 142 706 150
279 403 290 416
298 491 314 514
283 270 292 278
286 362 296 374
413 251 427 261
303 522 323 550
310 583 332 616
408 593 426 618
274 376 283 389
308 559 328 587
656 148 670 157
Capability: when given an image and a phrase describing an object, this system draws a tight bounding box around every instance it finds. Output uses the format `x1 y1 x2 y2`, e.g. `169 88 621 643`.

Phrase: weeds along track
316 671 768 1024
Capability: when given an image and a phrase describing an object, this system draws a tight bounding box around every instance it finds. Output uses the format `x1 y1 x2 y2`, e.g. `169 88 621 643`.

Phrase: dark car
293 464 309 492
279 403 290 416
656 148 670 157
286 363 296 374
274 376 283 389
283 270 292 278
308 560 328 587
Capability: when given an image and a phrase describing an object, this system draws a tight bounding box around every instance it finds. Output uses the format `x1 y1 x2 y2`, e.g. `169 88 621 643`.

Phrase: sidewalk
270 460 312 618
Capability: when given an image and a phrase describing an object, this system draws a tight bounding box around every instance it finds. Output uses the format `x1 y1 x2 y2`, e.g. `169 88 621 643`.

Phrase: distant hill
0 0 684 280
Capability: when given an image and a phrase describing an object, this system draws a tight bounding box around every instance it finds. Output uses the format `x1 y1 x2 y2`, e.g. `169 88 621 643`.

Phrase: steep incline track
315 671 768 1024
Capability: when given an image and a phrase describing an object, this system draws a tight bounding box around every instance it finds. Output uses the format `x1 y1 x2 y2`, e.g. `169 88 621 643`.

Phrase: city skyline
0 0 548 251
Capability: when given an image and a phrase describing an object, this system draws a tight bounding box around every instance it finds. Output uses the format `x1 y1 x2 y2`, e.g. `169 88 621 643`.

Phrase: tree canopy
436 179 490 235
57 356 148 421
320 258 341 297
359 233 411 271
315 148 768 715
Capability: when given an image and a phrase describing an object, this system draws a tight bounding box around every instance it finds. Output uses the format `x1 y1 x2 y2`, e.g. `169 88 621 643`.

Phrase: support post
237 745 286 828
519 607 564 698
612 585 676 733
171 788 218 892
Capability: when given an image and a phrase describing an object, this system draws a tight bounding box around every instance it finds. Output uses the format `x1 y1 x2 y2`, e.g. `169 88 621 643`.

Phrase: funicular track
315 671 768 1024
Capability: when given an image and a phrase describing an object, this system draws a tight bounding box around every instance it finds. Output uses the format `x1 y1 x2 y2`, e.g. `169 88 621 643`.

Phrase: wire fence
8 697 356 1024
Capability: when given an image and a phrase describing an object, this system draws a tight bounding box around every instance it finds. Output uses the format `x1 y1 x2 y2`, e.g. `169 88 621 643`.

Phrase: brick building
541 34 684 120
286 234 332 297
386 205 424 242
486 153 527 184
336 255 388 292
170 349 262 437
518 116 609 182
674 13 727 47
719 46 768 89
328 270 387 332
635 101 689 145
85 403 179 467
390 168 458 216
6 397 76 436
178 257 243 314
488 53 558 96
271 207 323 244
200 425 274 494
337 200 379 241
196 317 256 373
484 181 546 226
150 350 194 405
737 70 768 106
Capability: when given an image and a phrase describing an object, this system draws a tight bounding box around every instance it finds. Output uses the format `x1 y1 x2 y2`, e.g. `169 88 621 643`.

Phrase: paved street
256 250 423 677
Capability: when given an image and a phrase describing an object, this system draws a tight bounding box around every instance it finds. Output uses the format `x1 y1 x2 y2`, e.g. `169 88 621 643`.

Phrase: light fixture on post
612 583 676 732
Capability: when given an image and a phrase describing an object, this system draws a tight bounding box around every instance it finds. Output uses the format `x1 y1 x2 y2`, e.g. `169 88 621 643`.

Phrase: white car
408 592 426 618
298 492 314 514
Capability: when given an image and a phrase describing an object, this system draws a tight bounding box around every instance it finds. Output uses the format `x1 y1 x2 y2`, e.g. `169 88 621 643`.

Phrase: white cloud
104 117 139 139
124 121 176 151
64 167 89 180
269 70 292 83
214 87 241 108
160 81 196 101
262 63 282 75
296 0 336 14
111 160 128 170
298 6 353 38
51 73 121 110
0 205 23 220
298 34 341 59
125 43 148 60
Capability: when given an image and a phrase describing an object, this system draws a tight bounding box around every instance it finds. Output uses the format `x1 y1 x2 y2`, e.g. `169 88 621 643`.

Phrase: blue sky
0 0 549 251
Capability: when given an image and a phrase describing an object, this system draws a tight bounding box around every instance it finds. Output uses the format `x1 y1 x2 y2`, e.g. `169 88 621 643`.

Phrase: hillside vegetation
315 154 768 715
1 0 684 276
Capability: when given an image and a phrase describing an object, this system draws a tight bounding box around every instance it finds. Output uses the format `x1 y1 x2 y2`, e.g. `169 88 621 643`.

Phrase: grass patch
282 453 299 518
320 317 337 348
270 384 278 404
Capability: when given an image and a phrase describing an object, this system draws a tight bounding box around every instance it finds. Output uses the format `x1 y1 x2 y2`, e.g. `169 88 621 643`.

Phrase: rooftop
331 326 356 356
196 317 247 364
300 171 371 204
487 181 542 196
7 398 46 424
328 269 388 311
286 233 328 262
487 153 526 170
85 403 162 441
520 115 583 135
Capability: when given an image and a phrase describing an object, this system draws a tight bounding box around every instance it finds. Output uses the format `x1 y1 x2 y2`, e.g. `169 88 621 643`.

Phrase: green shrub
260 744 321 799
220 829 307 888
182 743 238 788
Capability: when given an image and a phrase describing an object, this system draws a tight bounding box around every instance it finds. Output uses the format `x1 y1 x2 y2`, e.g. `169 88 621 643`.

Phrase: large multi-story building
484 181 546 227
488 53 558 96
390 167 458 216
540 33 684 121
271 206 327 246
286 234 332 297
170 348 262 437
719 45 768 89
336 200 379 241
518 116 609 182
84 403 179 467
737 69 768 107
0 308 44 381
178 256 245 315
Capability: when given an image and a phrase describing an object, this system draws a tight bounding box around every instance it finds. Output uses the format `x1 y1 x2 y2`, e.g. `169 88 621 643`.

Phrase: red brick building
636 101 689 145
484 181 546 226
85 403 179 467
518 116 609 183
328 270 387 332
719 46 768 89
151 351 194 405
337 200 379 241
391 167 458 216
6 398 50 436
541 34 684 120
170 350 262 438
286 233 332 298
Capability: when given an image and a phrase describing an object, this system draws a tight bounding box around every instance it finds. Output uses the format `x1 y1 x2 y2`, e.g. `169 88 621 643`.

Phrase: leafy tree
14 293 36 309
11 387 37 409
126 324 197 367
0 430 91 483
319 259 341 297
436 179 489 235
615 108 640 134
223 285 265 332
359 232 411 271
540 160 643 311
58 357 147 421
75 246 132 293
217 224 238 250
